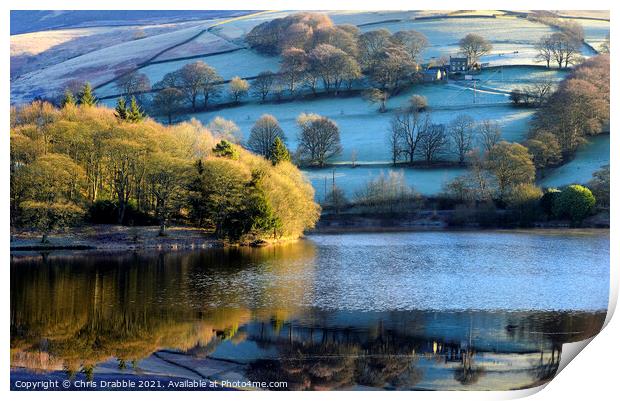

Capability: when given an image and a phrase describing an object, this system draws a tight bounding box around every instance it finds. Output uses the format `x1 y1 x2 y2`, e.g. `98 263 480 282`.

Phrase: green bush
553 185 596 223
540 188 561 217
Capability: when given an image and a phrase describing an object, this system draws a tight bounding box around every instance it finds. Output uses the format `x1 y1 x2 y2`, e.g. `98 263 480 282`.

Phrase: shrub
588 165 609 209
20 201 84 242
88 200 156 225
324 185 348 213
353 171 419 213
212 139 239 159
505 183 543 225
540 188 561 216
553 185 596 223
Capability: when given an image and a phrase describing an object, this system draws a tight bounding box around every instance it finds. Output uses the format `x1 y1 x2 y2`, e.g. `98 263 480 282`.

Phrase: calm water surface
11 230 609 390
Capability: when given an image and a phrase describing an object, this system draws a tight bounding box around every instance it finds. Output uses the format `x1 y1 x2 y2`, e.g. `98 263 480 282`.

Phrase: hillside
10 10 610 202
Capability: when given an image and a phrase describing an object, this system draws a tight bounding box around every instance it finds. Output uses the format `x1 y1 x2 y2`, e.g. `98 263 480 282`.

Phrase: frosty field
305 165 466 200
191 79 536 163
10 22 205 79
558 17 610 50
10 10 610 199
540 135 610 189
358 16 557 64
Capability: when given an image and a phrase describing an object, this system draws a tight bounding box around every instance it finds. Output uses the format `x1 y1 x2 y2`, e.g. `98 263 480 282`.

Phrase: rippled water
10 230 609 390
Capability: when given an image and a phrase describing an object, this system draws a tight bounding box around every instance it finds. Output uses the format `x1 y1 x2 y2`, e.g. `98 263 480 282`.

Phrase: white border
2 1 616 400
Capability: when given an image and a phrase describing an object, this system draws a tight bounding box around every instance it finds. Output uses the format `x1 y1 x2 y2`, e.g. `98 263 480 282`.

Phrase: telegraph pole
324 176 327 203
473 80 477 104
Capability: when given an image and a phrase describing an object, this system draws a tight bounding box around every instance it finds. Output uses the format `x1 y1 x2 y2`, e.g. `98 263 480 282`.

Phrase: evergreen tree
212 140 239 159
62 90 76 107
114 97 128 120
268 137 291 165
126 96 146 122
78 82 98 106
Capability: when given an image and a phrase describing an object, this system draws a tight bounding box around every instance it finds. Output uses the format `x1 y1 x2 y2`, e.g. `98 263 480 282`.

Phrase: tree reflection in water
11 248 606 390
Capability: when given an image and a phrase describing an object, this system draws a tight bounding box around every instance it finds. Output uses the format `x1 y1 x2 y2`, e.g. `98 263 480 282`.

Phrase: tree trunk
118 202 126 225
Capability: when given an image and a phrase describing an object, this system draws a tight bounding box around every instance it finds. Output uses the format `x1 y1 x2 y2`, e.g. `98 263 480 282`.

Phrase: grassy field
11 11 609 199
189 80 535 163
540 135 610 189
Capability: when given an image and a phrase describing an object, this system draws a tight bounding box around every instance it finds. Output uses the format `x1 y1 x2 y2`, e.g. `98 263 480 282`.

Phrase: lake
10 230 609 390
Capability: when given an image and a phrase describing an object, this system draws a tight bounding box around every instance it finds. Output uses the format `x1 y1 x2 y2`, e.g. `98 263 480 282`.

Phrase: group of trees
115 70 152 102
535 32 582 68
443 143 602 225
509 80 555 107
530 13 585 69
247 12 431 98
245 113 342 167
444 133 601 223
81 14 498 124
386 98 503 166
148 61 257 121
10 100 319 242
444 141 536 204
529 54 609 165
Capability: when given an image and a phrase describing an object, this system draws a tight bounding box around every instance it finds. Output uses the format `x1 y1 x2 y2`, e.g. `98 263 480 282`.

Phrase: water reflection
10 232 608 390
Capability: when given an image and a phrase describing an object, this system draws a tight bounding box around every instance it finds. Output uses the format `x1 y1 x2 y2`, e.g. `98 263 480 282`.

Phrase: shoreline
10 220 609 252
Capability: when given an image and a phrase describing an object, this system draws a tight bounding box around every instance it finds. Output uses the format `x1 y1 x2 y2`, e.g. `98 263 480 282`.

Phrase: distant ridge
10 10 257 35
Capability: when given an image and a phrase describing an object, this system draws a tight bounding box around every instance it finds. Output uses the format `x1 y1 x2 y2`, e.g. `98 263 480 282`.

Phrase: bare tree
297 114 342 166
155 71 182 89
280 47 308 94
389 109 429 164
535 35 554 68
229 76 250 102
478 120 502 152
391 30 430 62
523 80 554 107
369 45 417 91
363 88 389 112
448 114 475 163
307 44 360 94
207 117 242 143
458 34 492 64
386 121 402 165
466 150 494 201
251 71 275 101
420 123 447 164
550 32 580 68
200 65 222 108
247 114 286 157
179 61 211 111
116 71 151 102
358 29 393 70
153 87 183 124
